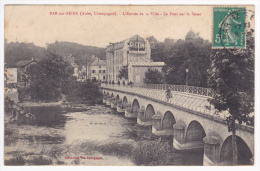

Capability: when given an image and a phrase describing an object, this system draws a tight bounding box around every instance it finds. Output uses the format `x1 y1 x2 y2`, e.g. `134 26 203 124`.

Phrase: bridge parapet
101 83 224 117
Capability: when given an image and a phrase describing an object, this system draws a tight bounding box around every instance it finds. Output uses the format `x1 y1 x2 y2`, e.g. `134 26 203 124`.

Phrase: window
103 76 106 80
99 66 101 68
103 70 106 73
99 70 101 73
92 70 95 73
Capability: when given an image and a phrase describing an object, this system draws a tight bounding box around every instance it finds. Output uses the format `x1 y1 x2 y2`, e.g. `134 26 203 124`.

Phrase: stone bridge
100 83 254 166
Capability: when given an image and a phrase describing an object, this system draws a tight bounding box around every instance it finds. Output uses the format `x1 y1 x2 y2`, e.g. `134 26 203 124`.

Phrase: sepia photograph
1 1 258 169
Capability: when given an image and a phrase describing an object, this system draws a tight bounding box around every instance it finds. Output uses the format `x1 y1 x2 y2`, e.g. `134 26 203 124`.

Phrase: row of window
92 76 106 80
92 70 106 73
107 57 124 66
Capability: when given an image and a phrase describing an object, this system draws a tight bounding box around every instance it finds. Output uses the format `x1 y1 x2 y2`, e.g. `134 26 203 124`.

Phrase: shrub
5 155 26 166
4 96 15 114
131 139 171 165
30 156 53 165
144 68 164 84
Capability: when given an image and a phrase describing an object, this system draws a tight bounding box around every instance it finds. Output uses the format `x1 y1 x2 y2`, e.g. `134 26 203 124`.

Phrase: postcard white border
0 1 259 171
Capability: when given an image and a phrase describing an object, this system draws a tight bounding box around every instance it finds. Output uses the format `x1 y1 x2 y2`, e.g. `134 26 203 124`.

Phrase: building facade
106 35 151 83
6 68 18 85
87 57 106 82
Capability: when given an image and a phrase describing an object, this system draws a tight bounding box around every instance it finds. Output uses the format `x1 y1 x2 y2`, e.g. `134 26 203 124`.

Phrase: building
16 59 37 86
106 35 151 83
5 68 18 85
77 65 87 82
128 62 165 85
64 54 87 82
87 57 106 82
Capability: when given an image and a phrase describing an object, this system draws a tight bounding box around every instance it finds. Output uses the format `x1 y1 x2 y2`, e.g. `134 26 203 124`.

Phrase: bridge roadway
100 83 254 166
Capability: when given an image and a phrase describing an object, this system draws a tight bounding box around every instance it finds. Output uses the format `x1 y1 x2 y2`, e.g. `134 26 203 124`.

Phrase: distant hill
4 41 46 68
46 41 106 64
4 40 106 68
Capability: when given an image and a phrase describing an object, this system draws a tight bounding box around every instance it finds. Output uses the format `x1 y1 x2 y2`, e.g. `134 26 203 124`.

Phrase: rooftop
90 59 106 66
16 60 37 68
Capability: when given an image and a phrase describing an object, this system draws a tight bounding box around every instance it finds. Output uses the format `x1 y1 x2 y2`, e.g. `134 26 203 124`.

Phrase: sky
4 5 252 48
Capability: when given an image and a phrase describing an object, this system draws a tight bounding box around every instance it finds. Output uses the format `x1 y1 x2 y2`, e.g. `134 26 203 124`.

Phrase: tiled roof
129 62 165 67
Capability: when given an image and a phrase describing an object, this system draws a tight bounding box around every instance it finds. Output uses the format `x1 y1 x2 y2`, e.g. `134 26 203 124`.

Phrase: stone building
106 35 151 83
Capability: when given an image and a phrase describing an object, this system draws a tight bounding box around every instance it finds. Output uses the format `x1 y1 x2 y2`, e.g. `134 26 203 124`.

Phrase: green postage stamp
212 7 246 48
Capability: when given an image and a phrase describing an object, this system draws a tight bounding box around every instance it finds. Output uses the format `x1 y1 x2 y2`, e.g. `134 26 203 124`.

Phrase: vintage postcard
1 2 258 169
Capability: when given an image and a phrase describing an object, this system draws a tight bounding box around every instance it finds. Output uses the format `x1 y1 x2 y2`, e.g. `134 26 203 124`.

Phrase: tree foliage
118 66 128 79
4 96 15 114
143 68 164 84
65 81 103 104
147 30 211 87
208 31 254 126
26 53 73 102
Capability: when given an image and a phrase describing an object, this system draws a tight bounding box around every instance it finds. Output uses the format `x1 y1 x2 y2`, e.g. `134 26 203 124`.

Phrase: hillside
4 40 106 67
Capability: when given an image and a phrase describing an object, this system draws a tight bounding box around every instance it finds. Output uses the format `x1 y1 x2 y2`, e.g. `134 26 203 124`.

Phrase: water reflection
24 106 67 128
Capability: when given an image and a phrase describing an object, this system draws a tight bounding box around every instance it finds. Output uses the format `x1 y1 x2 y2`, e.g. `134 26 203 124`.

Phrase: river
4 105 203 166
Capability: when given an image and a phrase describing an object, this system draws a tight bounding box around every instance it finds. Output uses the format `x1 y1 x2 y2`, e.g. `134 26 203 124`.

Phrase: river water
4 105 203 166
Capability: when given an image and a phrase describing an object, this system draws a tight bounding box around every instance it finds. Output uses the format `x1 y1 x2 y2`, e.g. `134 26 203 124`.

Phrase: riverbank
20 101 62 107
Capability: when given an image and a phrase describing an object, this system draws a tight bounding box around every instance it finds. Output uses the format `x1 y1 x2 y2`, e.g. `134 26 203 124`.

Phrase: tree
26 53 73 102
118 66 128 79
207 29 254 165
143 68 164 84
65 81 102 104
163 30 211 87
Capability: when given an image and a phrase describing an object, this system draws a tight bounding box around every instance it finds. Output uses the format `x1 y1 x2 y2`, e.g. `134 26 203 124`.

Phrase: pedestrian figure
165 87 172 101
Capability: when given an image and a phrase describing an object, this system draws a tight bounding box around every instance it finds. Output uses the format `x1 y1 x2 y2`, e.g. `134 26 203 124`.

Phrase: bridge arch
186 120 206 143
122 96 128 108
145 104 155 121
116 95 120 104
220 135 253 165
162 111 176 130
132 99 140 114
